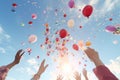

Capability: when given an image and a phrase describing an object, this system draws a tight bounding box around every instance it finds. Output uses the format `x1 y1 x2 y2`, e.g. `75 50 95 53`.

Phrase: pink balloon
32 14 37 19
68 0 75 8
105 26 117 32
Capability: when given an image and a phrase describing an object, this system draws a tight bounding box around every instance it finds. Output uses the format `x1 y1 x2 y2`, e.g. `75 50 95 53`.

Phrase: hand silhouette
74 72 81 80
13 49 24 64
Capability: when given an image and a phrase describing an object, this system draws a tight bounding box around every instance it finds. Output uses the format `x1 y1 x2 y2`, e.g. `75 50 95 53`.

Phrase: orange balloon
45 23 49 27
85 41 91 46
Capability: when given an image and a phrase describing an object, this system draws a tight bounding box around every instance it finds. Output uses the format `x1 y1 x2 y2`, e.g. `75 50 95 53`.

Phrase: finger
84 49 91 55
45 64 48 69
17 49 23 54
17 49 23 56
41 59 45 66
20 52 24 57
20 50 25 56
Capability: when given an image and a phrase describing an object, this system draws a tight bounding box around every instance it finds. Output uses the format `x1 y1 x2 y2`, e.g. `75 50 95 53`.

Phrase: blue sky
0 0 120 80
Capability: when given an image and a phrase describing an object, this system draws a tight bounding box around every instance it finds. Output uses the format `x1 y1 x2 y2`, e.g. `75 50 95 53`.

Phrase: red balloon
12 3 17 8
56 38 59 42
37 56 40 59
72 44 79 51
59 29 67 38
27 48 32 55
28 21 33 25
63 14 67 17
82 5 93 18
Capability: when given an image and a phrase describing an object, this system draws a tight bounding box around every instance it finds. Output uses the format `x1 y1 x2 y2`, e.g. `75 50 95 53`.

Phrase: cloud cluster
107 56 120 79
0 26 11 54
0 26 11 44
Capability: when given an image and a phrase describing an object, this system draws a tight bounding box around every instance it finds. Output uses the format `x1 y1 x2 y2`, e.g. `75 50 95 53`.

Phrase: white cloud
26 67 35 75
103 0 119 12
0 26 11 44
6 77 16 80
89 0 99 5
27 58 39 72
107 56 120 79
0 26 3 33
0 47 6 53
27 58 38 66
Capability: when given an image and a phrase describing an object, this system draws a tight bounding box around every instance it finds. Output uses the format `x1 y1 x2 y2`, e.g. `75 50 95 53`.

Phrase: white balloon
28 34 37 43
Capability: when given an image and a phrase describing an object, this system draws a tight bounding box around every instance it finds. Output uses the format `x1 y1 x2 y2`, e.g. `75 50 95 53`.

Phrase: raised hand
13 49 24 64
74 72 81 80
37 59 48 75
82 68 88 80
57 75 63 80
32 59 48 80
84 47 103 67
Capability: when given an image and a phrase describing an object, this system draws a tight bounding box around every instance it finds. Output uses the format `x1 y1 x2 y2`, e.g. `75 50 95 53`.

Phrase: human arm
32 59 48 80
84 47 103 67
84 47 118 80
74 72 81 80
82 68 88 80
6 49 24 69
57 75 63 80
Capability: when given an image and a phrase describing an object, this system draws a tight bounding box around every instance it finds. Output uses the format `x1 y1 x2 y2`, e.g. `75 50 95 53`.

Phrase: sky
0 0 120 80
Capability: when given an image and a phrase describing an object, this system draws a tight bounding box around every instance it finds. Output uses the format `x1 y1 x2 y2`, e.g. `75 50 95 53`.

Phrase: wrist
37 72 42 76
93 58 104 67
13 61 17 65
85 76 88 80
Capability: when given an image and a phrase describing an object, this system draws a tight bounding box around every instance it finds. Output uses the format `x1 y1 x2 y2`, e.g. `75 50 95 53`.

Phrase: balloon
67 19 74 28
12 3 17 8
28 34 37 43
63 14 67 17
37 56 40 59
21 23 25 27
68 0 75 8
109 18 112 21
59 29 67 38
105 26 117 32
45 23 49 27
32 14 37 19
82 5 93 18
28 21 33 25
78 40 84 48
79 26 82 28
27 48 32 55
73 44 79 51
85 41 91 46
56 38 59 42
113 40 118 45
11 9 16 12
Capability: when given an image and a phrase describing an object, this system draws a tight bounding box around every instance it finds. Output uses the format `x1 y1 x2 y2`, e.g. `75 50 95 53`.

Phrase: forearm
93 65 118 80
93 58 104 67
36 70 42 77
6 61 16 69
85 76 88 80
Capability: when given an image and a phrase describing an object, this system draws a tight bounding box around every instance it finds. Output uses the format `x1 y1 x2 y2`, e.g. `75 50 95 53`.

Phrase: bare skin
32 59 48 80
6 49 24 69
74 72 81 80
84 47 104 67
57 75 63 80
82 68 88 80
